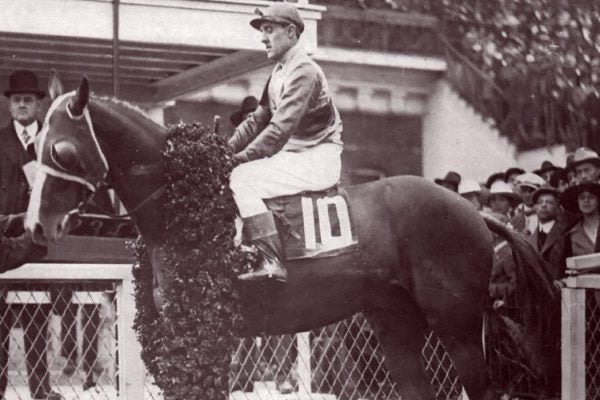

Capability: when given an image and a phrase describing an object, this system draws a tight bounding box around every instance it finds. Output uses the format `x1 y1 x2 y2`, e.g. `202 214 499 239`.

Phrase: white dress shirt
538 220 556 234
13 120 39 149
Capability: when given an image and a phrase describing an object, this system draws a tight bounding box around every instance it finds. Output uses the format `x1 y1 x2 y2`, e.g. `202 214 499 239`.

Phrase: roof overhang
0 0 325 102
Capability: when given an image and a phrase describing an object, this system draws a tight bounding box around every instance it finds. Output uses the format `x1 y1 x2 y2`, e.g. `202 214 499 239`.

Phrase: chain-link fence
586 290 600 399
0 283 118 400
2 286 464 400
0 262 144 400
563 255 600 399
223 314 463 400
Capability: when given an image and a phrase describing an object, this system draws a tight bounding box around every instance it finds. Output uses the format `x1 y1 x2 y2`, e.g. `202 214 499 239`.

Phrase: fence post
562 284 586 400
296 331 312 395
117 273 146 399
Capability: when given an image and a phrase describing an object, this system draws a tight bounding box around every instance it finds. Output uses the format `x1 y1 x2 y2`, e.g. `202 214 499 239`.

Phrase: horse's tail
482 213 560 379
483 214 557 299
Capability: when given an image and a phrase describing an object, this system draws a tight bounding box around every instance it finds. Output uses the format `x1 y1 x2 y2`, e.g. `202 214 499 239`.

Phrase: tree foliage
318 0 600 150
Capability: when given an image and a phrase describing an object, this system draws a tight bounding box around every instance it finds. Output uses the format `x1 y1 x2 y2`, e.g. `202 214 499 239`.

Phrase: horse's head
25 73 109 244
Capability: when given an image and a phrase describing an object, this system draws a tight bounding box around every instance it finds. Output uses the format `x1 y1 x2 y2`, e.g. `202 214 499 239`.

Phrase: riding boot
238 211 287 282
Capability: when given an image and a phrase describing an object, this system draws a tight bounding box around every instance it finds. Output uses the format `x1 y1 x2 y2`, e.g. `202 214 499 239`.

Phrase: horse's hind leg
424 293 494 400
365 293 436 400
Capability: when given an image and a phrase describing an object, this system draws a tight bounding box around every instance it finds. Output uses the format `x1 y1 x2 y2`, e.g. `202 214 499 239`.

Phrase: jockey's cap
251 3 305 34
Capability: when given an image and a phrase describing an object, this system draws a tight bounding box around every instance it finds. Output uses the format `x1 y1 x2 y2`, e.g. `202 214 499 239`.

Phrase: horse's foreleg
365 300 436 400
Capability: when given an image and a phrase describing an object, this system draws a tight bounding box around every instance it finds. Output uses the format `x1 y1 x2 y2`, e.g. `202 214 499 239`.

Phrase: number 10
301 196 353 250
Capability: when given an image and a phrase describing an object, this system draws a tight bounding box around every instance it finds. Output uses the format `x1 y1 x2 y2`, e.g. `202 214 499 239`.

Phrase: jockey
229 3 343 282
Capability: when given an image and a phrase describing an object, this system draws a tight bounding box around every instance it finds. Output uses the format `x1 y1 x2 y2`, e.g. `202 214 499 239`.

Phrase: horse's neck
89 99 167 242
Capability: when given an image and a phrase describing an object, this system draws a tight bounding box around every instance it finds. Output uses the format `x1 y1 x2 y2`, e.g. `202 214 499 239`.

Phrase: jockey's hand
232 152 248 164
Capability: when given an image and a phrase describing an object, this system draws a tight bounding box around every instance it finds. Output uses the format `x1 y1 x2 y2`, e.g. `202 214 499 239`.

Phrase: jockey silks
228 43 343 163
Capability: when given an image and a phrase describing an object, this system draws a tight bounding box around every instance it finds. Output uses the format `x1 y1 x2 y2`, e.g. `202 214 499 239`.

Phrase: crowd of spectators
435 147 600 397
435 146 600 281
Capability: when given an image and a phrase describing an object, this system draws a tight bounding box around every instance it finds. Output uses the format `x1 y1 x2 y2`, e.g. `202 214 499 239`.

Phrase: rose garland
132 122 246 399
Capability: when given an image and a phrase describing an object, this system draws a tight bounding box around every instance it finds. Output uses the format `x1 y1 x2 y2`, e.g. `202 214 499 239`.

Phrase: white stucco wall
517 145 568 171
422 80 518 182
422 80 568 184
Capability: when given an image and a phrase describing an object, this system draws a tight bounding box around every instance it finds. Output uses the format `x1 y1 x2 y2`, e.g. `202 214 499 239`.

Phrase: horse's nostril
32 223 47 245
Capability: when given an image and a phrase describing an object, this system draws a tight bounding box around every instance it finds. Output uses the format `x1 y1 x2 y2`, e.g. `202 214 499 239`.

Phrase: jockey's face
259 22 297 61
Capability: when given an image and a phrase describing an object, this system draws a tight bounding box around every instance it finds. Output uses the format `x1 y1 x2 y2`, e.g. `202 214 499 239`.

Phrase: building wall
422 80 570 183
422 80 518 183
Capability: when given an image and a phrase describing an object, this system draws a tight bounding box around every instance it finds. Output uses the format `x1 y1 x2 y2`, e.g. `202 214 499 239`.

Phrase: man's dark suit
0 121 53 398
526 212 572 396
526 214 571 280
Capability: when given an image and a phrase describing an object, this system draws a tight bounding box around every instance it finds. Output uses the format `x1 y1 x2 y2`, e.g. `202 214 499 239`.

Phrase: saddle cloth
265 187 358 260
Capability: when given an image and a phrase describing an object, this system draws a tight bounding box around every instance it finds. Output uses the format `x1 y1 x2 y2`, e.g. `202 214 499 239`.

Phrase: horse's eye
51 140 80 172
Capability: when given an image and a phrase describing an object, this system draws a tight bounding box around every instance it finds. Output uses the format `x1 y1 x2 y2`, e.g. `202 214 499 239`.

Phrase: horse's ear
69 76 90 117
48 70 64 101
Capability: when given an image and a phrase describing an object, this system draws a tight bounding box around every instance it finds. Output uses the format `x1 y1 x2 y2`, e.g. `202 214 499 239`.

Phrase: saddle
264 186 358 260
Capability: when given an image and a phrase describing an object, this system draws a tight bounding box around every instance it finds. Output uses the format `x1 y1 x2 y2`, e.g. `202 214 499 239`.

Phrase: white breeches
230 143 342 218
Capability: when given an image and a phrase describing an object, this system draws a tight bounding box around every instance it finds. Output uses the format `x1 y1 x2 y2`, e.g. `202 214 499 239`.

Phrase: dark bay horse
25 75 557 400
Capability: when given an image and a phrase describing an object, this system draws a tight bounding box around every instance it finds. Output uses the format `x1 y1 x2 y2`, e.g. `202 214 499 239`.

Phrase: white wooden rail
0 263 145 399
563 253 600 400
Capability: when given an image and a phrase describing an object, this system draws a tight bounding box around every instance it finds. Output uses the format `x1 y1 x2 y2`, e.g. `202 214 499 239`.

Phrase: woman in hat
561 182 600 257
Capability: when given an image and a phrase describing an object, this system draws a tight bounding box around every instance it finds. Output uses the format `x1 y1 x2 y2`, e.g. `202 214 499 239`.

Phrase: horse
25 74 557 400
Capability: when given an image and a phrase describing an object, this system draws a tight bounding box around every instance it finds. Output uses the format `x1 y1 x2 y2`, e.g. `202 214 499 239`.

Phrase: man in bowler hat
434 171 461 192
0 70 63 400
230 96 259 128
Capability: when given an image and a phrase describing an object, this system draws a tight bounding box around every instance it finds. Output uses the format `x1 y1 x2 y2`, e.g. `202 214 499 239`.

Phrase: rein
76 161 167 219
85 180 167 219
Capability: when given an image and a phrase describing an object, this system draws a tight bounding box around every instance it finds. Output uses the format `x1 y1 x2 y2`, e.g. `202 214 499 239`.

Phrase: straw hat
567 147 600 171
458 180 482 195
487 180 521 207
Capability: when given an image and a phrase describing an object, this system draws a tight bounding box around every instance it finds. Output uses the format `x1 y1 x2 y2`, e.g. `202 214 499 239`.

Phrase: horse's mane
94 95 165 129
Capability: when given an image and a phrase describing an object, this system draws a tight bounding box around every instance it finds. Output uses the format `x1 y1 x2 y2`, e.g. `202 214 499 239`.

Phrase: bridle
39 92 166 219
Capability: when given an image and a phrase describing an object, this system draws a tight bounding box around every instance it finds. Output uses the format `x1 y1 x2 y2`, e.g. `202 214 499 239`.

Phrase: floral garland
132 122 246 399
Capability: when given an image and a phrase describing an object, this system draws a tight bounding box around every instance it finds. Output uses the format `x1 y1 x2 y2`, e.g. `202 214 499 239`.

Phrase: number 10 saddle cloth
264 187 358 260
